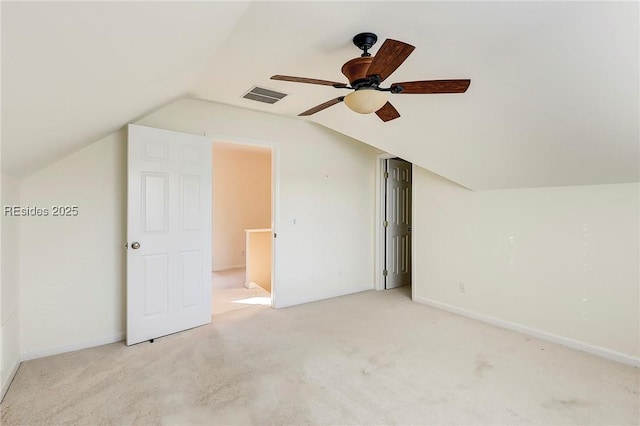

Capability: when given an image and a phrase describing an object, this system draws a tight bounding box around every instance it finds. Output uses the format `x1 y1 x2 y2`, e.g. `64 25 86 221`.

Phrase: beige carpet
1 287 638 425
212 269 271 316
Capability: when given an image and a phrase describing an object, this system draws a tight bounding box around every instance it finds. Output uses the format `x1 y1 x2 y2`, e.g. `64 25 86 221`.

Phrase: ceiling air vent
242 86 287 104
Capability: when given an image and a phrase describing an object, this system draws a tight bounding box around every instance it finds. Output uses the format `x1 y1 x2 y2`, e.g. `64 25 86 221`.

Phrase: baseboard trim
414 296 640 368
21 333 125 362
1 358 21 403
245 281 258 289
212 265 245 272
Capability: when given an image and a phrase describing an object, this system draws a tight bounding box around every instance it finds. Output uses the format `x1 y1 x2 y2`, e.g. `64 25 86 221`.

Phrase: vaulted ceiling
3 1 638 190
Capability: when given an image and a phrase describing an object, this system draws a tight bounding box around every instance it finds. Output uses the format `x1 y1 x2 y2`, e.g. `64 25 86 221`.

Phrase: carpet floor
1 287 638 425
211 269 271 316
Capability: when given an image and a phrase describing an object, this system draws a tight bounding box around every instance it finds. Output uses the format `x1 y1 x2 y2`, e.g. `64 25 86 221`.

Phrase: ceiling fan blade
299 97 345 116
271 75 347 87
391 79 471 94
375 102 401 122
366 39 415 83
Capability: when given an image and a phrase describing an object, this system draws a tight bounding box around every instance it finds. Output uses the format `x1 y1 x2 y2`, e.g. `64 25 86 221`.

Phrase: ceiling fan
271 32 470 122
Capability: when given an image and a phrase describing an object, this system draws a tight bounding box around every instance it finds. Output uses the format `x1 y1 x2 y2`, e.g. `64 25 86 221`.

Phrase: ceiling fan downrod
352 32 378 57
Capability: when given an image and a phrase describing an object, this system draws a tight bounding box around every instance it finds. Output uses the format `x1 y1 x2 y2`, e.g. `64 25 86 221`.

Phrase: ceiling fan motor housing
341 57 374 85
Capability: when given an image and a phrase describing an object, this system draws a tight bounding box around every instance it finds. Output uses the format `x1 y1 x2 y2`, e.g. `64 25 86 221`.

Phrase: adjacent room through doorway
211 141 273 315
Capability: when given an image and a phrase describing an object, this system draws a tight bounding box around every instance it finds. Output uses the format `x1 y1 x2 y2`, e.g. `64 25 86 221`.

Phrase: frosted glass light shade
344 89 387 114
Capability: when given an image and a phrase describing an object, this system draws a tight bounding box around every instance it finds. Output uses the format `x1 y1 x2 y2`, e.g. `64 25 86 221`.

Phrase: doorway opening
211 141 274 315
376 154 413 299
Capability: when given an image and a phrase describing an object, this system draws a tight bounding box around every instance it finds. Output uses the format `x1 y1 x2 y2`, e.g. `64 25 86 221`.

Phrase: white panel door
127 124 212 345
385 158 412 289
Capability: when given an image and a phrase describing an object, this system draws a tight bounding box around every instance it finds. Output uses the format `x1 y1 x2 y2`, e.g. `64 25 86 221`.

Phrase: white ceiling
3 1 638 190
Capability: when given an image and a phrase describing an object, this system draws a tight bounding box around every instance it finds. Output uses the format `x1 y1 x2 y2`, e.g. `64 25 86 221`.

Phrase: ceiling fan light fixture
271 33 469 121
344 89 387 114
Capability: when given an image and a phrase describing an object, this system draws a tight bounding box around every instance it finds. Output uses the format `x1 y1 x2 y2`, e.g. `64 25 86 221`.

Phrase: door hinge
383 269 388 276
384 172 389 179
383 220 389 227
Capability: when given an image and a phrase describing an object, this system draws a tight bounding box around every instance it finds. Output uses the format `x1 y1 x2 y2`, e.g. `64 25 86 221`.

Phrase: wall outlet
459 281 466 293
241 250 245 257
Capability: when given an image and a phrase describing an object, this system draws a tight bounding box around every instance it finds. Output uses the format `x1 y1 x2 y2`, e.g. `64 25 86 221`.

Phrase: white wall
413 167 640 362
9 96 638 365
19 130 127 358
138 99 380 308
212 142 271 270
17 99 379 356
1 173 21 399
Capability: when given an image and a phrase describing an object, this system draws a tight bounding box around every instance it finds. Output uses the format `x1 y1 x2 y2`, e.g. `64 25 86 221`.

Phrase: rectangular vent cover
243 86 287 104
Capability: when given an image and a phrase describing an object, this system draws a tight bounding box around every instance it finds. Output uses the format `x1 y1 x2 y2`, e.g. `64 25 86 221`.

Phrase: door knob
131 242 141 249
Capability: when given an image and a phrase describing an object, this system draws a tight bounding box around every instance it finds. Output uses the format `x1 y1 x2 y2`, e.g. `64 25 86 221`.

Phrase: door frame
374 153 415 299
209 134 279 308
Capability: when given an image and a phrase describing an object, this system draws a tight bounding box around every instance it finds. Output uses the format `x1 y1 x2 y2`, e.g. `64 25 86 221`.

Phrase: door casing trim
375 153 395 291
